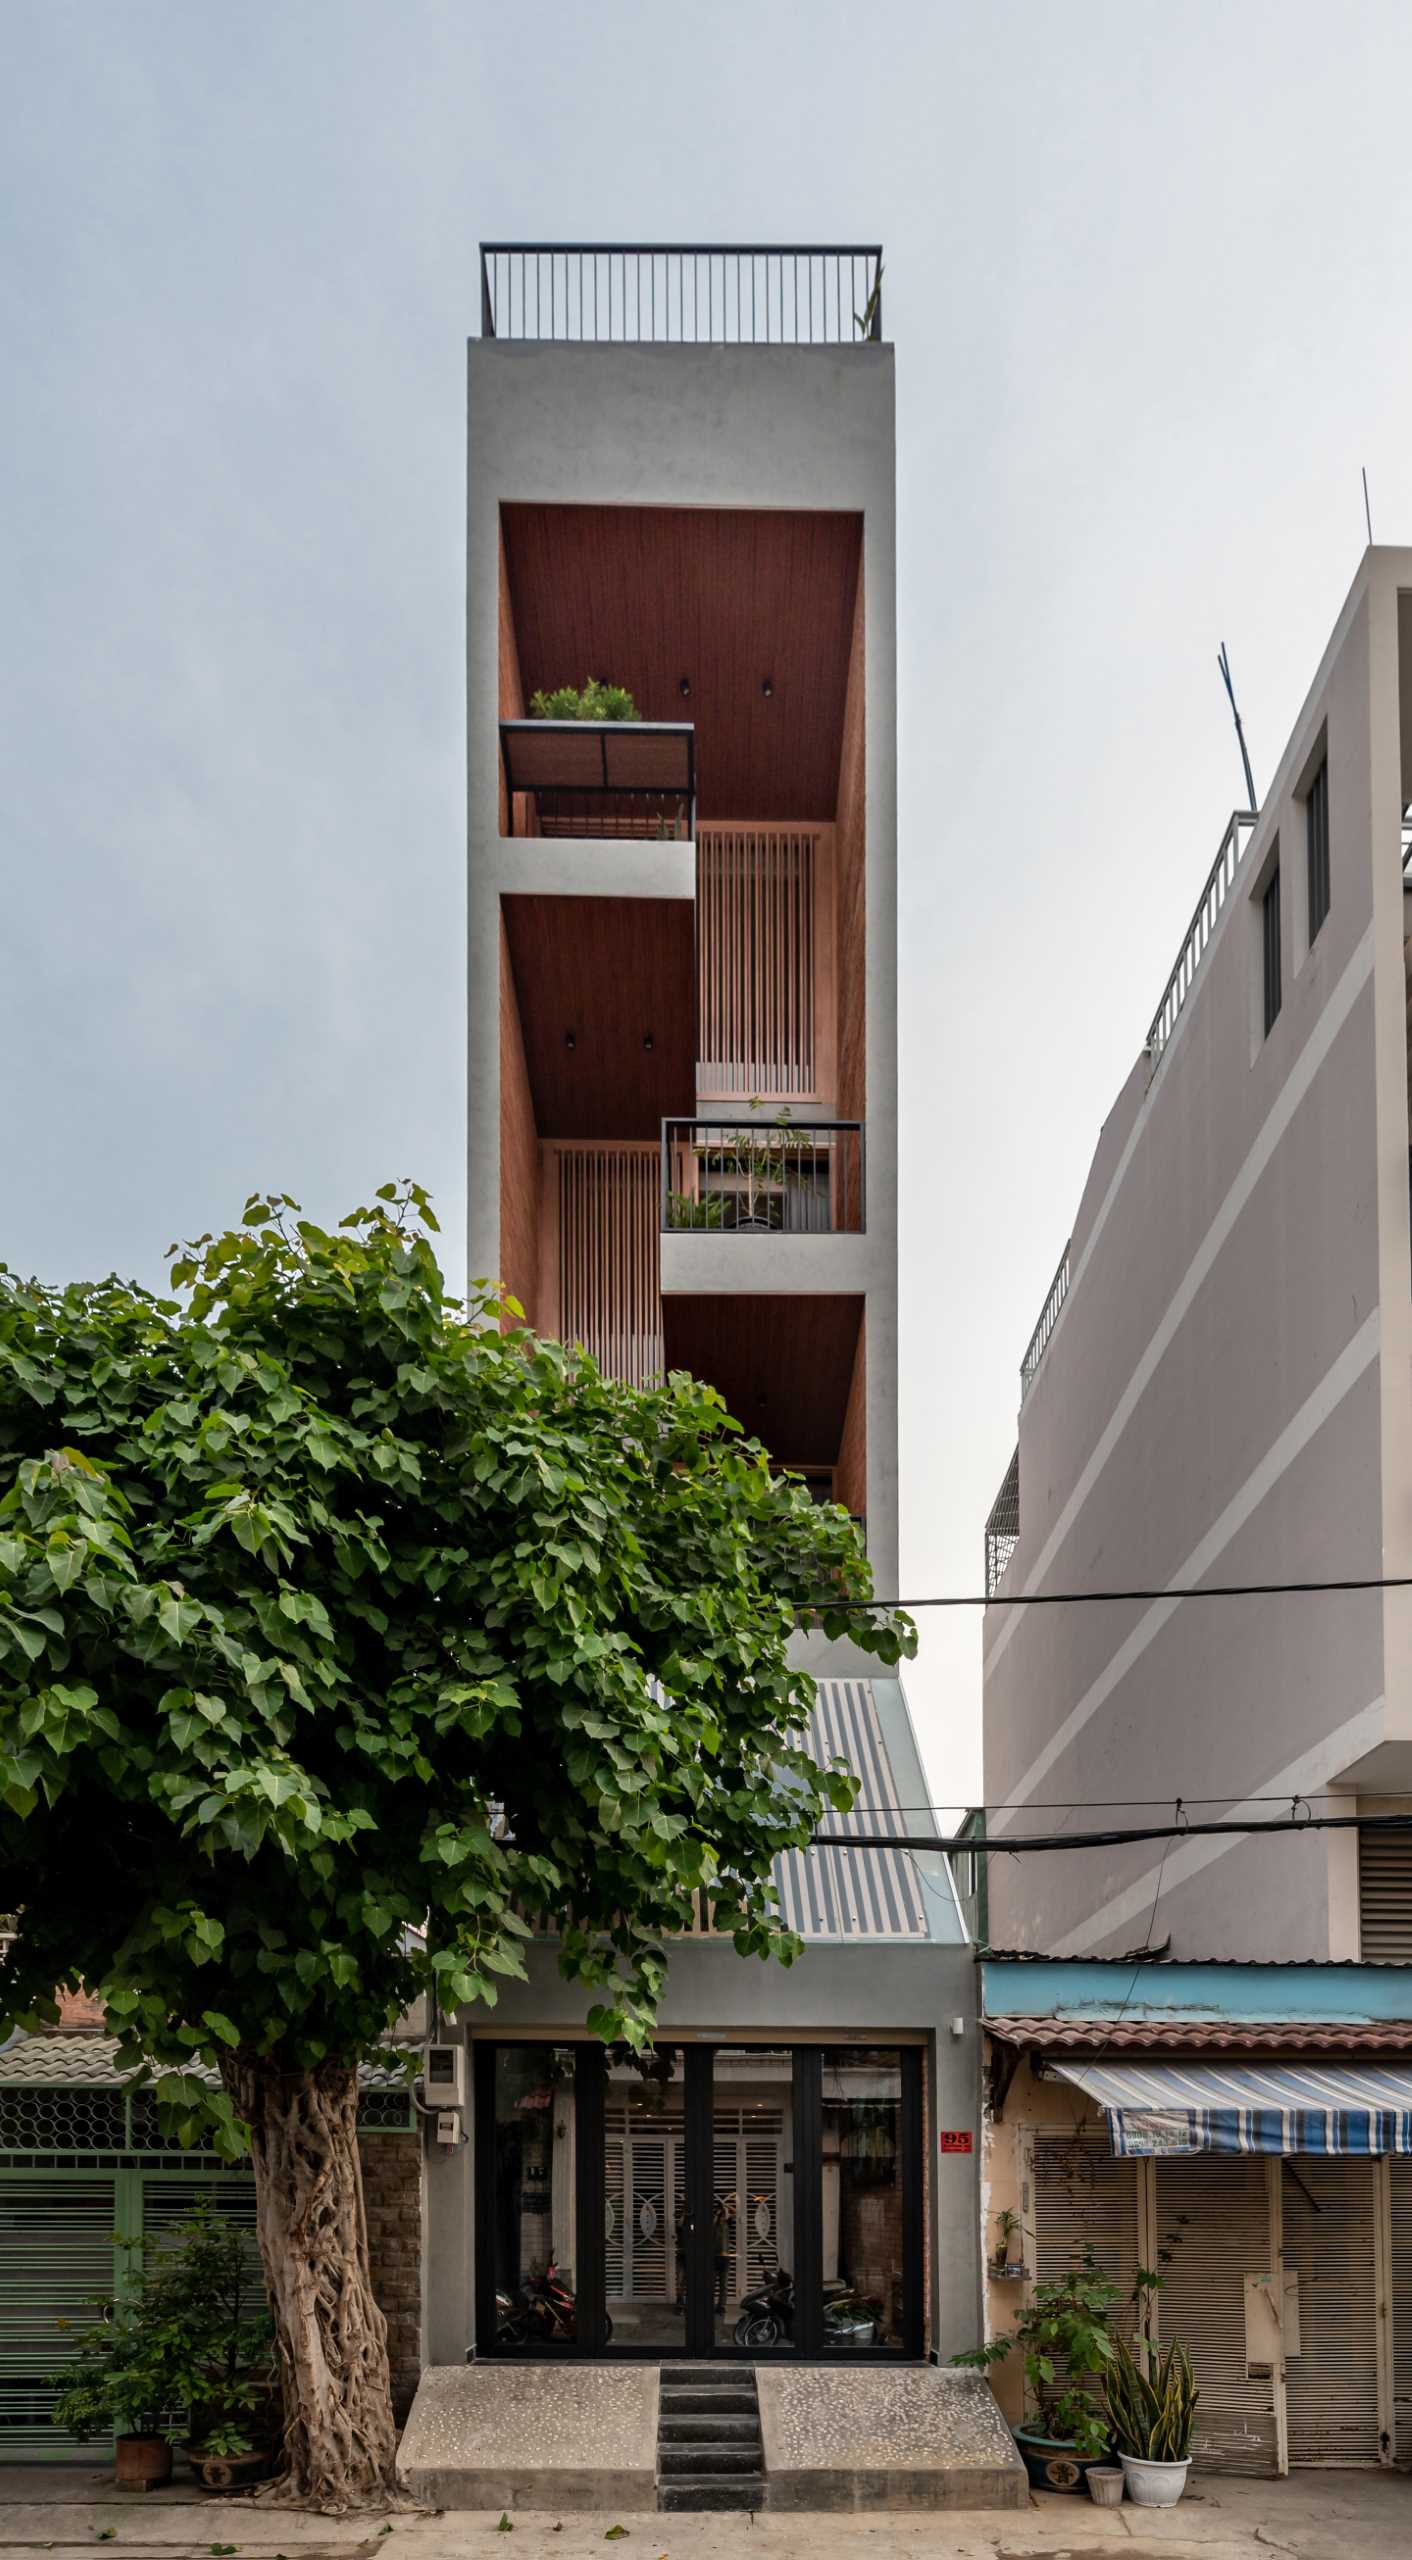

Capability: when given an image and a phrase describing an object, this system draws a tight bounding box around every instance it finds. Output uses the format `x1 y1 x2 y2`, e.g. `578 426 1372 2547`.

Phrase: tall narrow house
433 244 981 2399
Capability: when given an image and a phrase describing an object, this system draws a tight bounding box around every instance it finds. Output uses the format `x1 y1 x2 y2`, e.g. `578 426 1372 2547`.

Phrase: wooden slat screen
557 1146 662 1389
697 825 824 1098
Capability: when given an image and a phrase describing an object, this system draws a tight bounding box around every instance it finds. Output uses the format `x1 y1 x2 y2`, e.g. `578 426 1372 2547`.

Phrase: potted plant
529 678 639 722
954 2247 1118 2492
665 1189 725 1232
52 2209 278 2493
1102 2331 1198 2508
989 2207 1026 2278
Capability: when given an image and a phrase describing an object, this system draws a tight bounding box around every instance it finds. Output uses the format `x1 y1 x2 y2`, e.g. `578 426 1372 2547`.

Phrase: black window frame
472 2038 925 2363
1262 863 1283 1036
1306 754 1330 945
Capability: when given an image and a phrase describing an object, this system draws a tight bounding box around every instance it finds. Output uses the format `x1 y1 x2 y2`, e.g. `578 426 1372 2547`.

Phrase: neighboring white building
983 548 1412 1962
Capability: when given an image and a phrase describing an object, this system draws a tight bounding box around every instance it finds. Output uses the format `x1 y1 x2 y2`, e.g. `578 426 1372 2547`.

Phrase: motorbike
496 2258 613 2346
733 2265 794 2345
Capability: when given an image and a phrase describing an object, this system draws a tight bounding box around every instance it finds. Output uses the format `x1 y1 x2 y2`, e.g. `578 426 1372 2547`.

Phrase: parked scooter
733 2266 794 2345
496 2258 614 2346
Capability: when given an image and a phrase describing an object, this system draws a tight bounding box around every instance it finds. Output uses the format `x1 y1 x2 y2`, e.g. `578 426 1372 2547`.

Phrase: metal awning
1051 2055 1412 2157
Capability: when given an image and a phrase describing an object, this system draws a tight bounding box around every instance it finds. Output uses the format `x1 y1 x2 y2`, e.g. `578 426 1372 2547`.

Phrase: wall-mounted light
760 678 774 700
678 675 691 699
564 1031 576 1052
642 1033 654 1053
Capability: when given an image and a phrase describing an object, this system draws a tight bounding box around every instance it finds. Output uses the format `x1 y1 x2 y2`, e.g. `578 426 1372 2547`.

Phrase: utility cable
810 1572 1412 1610
814 1808 1412 1856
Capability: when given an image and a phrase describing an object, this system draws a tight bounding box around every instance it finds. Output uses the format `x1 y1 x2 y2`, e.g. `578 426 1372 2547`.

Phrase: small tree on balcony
0 1185 911 2510
528 677 639 722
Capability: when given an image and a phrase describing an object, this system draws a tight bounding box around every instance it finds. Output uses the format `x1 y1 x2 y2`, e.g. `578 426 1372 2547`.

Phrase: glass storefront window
711 2047 794 2348
491 2045 579 2345
820 2047 904 2351
603 2045 687 2349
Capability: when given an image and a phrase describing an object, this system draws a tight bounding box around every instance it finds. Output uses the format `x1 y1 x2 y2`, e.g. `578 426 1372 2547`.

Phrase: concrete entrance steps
657 2365 763 2512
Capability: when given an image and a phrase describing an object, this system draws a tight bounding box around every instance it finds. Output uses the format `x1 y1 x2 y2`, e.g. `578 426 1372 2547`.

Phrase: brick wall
362 2133 422 2422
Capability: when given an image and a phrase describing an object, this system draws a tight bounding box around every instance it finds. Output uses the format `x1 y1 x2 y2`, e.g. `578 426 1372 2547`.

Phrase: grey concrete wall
983 549 1412 1961
466 341 900 1596
422 1937 982 2372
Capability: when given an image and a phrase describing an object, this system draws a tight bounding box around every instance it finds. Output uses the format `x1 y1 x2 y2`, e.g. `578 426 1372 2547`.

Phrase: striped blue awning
1051 2056 1412 2157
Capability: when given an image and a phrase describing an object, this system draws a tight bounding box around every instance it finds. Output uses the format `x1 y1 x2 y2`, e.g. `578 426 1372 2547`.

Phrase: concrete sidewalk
0 2470 1408 2560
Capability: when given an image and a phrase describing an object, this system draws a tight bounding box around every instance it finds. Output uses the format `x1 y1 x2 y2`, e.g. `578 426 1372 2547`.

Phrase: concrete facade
983 549 1412 1960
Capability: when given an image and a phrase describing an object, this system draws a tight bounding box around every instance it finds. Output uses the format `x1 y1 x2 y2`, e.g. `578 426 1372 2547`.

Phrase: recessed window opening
1306 754 1330 944
1262 863 1282 1036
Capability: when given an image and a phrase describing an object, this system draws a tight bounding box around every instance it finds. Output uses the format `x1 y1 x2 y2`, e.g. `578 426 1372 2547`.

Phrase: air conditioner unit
424 2042 466 2109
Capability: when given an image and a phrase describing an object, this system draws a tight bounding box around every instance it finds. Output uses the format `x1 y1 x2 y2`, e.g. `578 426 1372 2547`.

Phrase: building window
1359 1830 1412 1960
1306 756 1330 944
1262 865 1282 1036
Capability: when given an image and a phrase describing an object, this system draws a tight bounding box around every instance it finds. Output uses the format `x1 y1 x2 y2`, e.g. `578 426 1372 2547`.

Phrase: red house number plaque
939 2129 973 2154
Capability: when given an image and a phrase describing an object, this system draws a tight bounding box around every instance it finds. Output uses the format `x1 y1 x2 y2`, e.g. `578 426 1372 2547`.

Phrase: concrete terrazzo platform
756 2367 1029 2509
397 2363 660 2509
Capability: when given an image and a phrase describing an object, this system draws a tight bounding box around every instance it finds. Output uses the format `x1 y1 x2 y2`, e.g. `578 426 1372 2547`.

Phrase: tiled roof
986 2014 1412 2055
0 2032 409 2090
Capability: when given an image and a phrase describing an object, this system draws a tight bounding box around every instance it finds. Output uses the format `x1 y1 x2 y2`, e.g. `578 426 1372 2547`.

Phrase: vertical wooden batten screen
540 1144 662 1389
697 824 835 1102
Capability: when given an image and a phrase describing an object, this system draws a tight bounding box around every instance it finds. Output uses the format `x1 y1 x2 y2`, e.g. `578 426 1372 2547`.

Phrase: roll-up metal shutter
1359 1833 1412 1960
140 2171 262 2297
1154 2156 1277 2475
1034 2130 1141 2359
1282 2157 1380 2467
1391 2156 1412 2461
0 2176 117 2460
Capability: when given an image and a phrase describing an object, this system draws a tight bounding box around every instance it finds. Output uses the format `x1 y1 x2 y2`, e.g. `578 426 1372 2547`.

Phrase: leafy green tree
0 1187 912 2507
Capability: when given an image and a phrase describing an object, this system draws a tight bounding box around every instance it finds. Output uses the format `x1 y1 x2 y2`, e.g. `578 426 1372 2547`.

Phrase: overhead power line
816 1811 1412 1857
815 1572 1412 1610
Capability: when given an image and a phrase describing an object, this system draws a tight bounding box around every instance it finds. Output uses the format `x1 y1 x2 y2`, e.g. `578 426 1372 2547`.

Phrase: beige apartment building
983 547 1412 1963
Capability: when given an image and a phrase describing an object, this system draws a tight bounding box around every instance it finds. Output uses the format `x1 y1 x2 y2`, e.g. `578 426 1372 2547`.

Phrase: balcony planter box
1118 2453 1190 2508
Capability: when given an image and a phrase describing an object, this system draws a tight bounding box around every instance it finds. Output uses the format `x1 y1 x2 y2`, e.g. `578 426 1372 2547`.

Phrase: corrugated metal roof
0 2033 409 2091
774 1680 929 1939
987 2015 1412 2055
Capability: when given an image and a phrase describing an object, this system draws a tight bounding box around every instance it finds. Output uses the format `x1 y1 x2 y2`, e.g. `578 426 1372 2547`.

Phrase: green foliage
1102 2331 1198 2463
0 1184 912 2127
52 2210 274 2448
664 1192 725 1233
954 2247 1121 2458
528 679 639 723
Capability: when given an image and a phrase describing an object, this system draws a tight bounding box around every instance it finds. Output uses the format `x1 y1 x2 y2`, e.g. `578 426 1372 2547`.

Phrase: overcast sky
6 1 1412 1814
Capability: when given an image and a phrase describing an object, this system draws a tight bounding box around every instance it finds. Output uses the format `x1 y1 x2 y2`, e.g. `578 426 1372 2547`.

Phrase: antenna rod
1363 465 1373 546
1218 641 1257 811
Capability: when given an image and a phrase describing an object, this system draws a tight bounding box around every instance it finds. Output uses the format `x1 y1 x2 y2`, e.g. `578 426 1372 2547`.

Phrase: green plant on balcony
665 1190 725 1232
529 678 639 722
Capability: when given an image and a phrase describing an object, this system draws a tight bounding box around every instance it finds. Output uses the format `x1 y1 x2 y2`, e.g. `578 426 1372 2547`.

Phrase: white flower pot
1119 2453 1191 2507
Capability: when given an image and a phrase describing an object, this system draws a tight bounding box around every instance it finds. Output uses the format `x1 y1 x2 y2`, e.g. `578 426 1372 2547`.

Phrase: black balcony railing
662 1118 864 1236
984 1449 1019 1601
480 243 883 346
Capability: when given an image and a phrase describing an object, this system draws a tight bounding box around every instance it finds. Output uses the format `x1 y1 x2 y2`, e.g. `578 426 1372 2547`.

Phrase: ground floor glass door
475 2040 924 2360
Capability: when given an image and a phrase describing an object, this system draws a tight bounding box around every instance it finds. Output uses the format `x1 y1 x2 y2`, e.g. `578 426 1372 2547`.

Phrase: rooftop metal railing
1146 809 1258 1066
479 243 884 345
1019 1244 1070 1400
984 1449 1020 1599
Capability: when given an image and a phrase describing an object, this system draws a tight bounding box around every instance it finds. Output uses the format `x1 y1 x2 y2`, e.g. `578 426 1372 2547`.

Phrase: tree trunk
222 2053 399 2509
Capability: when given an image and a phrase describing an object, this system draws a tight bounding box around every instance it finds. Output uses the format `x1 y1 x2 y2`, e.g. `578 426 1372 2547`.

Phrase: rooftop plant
529 678 639 722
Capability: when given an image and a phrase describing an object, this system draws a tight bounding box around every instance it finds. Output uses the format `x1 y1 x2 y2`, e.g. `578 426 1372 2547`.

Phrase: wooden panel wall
543 1143 662 1386
834 1315 867 1518
497 515 535 839
696 824 835 1101
834 568 866 1122
498 913 540 1325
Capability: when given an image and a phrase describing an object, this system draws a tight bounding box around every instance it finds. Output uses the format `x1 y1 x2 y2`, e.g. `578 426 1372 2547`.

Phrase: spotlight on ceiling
642 1033 654 1052
760 677 774 699
564 1031 576 1052
678 675 691 698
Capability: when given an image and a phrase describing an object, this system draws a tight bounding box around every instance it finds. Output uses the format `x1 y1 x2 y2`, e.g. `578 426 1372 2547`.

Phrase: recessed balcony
500 719 695 843
662 1118 864 1236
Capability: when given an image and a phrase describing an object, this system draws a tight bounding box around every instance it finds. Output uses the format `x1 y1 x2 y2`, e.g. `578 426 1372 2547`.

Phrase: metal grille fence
480 244 883 345
984 1449 1020 1599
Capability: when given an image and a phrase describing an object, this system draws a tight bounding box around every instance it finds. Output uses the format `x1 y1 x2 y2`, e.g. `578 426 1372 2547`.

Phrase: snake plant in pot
1101 2331 1199 2506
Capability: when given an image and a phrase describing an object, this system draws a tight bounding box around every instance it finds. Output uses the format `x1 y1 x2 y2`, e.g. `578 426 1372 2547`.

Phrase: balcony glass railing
662 1118 864 1236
